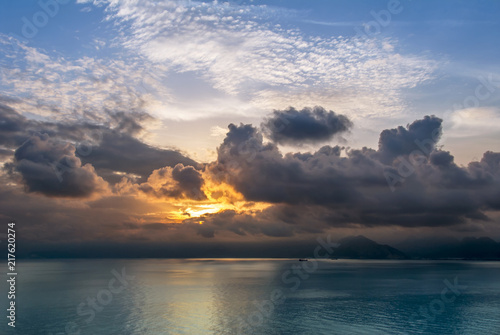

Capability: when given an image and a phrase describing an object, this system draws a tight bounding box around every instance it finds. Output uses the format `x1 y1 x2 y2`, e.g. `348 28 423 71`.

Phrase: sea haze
1 259 499 335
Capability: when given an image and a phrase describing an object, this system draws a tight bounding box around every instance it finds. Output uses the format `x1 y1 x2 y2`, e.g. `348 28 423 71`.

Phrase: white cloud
446 107 500 138
0 0 439 124
100 0 437 118
0 35 173 122
210 125 227 137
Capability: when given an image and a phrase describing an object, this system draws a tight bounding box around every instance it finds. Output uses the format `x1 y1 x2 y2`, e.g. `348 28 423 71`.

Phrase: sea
1 259 500 334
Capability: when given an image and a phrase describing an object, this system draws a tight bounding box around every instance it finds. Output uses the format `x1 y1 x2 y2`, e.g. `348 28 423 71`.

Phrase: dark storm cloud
377 115 442 164
0 182 321 258
0 148 14 159
80 131 199 183
0 184 174 247
171 164 206 200
3 100 500 246
0 104 33 148
7 134 106 197
107 110 152 135
209 115 500 232
214 122 378 205
138 163 207 200
0 103 102 148
262 106 352 145
0 105 199 185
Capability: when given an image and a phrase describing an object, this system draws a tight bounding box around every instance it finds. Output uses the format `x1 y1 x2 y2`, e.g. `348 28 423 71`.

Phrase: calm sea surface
1 259 500 334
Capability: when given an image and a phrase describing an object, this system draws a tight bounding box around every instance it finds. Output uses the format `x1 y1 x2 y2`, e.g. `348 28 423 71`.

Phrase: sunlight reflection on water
1 259 500 334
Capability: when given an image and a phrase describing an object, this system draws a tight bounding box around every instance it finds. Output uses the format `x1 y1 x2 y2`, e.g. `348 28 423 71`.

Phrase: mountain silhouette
332 235 408 259
396 236 500 260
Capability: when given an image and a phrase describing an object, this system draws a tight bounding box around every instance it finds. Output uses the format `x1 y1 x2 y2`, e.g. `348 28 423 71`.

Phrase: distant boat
299 258 308 261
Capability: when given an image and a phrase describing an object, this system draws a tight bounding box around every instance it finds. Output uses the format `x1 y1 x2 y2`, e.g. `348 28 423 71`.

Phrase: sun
138 172 271 224
167 200 270 223
186 204 229 217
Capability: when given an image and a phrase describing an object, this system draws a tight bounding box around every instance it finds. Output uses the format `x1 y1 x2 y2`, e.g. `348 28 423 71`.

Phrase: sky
0 0 499 257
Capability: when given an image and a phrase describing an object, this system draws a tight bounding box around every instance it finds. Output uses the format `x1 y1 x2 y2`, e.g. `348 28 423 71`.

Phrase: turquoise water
1 259 500 334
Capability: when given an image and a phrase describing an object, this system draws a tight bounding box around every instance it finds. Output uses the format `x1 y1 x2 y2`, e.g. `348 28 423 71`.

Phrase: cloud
261 106 352 145
171 164 206 200
3 98 499 239
80 130 199 184
0 104 34 148
83 0 437 118
183 207 298 239
1 113 499 252
446 107 500 137
139 163 206 200
7 134 107 198
0 105 199 184
0 1 440 125
207 114 500 233
213 121 372 205
0 148 13 160
377 115 443 164
2 0 499 256
0 34 172 121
